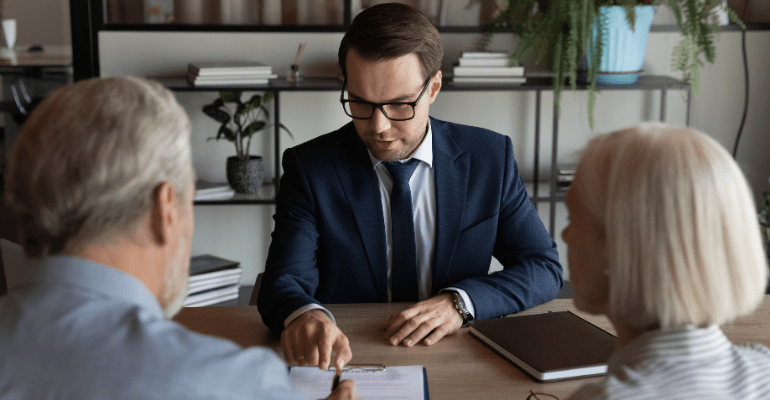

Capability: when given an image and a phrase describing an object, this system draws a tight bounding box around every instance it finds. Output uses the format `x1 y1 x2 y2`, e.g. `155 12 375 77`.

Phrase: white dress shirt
285 121 475 328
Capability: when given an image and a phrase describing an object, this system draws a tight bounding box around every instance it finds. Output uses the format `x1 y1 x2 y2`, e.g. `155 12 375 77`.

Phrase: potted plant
202 90 292 194
478 0 745 127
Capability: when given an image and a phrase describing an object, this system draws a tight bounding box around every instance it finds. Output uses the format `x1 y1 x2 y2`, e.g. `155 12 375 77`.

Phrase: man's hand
326 380 361 400
382 293 463 347
281 309 352 370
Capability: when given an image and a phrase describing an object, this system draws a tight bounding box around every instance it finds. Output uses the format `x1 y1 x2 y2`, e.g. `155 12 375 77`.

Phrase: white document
289 365 426 400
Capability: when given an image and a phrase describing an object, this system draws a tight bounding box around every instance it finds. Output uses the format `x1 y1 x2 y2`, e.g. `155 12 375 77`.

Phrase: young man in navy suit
258 3 562 372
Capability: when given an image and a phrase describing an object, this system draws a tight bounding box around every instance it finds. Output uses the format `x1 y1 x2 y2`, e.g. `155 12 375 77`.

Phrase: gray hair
4 76 194 257
576 122 767 329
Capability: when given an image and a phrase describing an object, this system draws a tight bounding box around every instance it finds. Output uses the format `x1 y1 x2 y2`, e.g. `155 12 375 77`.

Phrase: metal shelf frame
164 76 691 240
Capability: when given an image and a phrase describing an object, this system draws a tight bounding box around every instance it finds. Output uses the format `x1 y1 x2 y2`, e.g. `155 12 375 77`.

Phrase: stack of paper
184 254 242 307
558 167 576 192
187 61 277 87
452 52 526 85
194 180 234 201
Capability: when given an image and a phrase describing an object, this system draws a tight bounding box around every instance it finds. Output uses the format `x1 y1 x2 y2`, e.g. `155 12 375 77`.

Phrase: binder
469 311 616 382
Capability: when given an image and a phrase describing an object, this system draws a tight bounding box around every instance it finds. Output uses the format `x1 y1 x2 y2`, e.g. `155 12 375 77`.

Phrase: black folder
469 311 616 382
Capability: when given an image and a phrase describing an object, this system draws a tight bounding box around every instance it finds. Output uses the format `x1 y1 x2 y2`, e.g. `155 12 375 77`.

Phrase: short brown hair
338 2 443 81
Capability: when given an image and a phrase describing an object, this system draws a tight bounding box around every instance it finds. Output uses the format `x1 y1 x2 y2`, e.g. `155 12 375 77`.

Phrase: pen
331 369 341 391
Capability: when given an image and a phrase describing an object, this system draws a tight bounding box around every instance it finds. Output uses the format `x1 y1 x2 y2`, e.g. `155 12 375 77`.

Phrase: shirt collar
367 120 434 168
608 325 731 374
20 255 164 318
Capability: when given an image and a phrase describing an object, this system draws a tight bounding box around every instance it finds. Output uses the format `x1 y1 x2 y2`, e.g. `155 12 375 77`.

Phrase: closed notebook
469 311 616 382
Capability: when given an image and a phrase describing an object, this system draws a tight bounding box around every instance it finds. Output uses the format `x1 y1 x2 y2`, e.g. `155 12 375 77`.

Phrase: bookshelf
161 75 691 236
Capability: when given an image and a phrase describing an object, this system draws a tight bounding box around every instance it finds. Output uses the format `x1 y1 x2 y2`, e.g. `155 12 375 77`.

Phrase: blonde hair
4 76 193 257
576 122 767 329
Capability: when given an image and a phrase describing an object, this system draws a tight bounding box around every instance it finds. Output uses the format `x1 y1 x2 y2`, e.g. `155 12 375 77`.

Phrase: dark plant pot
226 155 264 194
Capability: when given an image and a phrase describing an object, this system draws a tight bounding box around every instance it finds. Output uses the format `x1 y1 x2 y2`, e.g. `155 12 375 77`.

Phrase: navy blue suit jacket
258 118 562 334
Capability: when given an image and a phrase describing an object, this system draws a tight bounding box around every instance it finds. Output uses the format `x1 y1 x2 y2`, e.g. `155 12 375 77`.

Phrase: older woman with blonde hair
563 122 770 399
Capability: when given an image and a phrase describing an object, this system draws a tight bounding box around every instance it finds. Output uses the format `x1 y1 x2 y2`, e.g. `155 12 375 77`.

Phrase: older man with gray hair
0 76 357 399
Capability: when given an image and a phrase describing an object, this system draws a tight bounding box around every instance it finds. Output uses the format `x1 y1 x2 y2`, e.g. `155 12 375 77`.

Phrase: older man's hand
281 309 352 371
326 379 361 400
382 293 463 347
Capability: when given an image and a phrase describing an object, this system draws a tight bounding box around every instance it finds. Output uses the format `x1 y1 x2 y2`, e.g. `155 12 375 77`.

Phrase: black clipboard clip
326 364 385 372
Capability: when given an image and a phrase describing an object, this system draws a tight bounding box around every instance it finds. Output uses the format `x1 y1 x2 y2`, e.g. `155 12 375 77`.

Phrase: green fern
478 0 742 129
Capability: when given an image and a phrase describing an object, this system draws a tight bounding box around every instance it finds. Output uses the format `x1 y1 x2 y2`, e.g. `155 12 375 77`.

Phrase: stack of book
184 254 243 307
558 167 576 191
193 180 234 201
187 61 277 87
452 52 526 85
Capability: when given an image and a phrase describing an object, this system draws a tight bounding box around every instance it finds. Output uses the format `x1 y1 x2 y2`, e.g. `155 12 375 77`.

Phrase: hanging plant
478 0 745 128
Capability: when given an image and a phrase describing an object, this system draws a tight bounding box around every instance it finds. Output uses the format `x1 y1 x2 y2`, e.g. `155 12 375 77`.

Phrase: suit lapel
431 119 469 294
333 124 388 301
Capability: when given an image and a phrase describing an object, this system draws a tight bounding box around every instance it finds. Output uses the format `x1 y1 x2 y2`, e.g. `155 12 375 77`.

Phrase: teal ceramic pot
226 155 264 194
583 5 655 84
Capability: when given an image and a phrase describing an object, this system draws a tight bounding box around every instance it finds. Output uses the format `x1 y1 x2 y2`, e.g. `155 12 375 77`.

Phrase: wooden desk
174 297 770 399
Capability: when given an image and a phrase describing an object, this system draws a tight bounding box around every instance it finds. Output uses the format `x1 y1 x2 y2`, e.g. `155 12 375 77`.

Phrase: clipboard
289 364 430 400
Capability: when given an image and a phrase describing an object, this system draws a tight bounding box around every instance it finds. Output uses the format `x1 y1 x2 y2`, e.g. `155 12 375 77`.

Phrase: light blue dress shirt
285 122 476 328
0 255 306 400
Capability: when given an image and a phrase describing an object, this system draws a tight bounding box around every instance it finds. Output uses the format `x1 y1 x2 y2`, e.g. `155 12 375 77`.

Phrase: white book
183 284 240 306
184 292 240 307
188 268 243 284
452 76 527 84
460 51 510 59
188 61 272 76
192 79 271 87
189 72 277 81
188 274 242 295
194 180 233 198
453 66 525 77
458 58 512 67
193 190 235 201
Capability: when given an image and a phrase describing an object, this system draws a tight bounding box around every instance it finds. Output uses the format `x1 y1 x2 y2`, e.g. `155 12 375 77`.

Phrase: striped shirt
568 325 770 400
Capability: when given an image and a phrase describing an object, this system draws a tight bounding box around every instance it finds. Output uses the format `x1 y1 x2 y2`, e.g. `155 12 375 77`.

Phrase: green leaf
202 104 231 124
263 91 275 104
244 94 262 114
219 91 241 103
245 121 266 136
218 125 237 142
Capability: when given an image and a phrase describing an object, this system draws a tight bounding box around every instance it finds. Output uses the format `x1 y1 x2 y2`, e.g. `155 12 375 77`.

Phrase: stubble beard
160 234 191 319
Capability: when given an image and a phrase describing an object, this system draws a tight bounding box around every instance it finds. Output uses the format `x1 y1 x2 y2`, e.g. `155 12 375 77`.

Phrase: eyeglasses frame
339 77 432 121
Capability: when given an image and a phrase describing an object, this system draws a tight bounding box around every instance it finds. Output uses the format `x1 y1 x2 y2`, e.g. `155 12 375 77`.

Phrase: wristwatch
451 291 472 325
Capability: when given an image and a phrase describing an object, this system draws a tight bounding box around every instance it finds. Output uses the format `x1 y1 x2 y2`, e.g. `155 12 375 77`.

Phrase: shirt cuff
441 287 476 319
284 304 336 329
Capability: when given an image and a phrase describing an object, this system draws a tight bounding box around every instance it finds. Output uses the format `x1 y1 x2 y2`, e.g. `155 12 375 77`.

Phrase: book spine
453 66 525 76
458 58 511 67
460 52 510 59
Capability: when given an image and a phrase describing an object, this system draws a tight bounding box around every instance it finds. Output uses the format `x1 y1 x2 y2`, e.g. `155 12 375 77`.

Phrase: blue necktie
383 159 420 302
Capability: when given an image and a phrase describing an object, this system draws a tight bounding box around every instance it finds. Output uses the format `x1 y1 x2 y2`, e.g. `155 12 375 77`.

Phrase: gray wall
98 25 770 286
4 0 71 46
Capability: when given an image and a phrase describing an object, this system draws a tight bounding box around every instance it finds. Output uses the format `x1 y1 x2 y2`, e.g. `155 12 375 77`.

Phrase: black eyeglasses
340 78 431 121
526 391 559 400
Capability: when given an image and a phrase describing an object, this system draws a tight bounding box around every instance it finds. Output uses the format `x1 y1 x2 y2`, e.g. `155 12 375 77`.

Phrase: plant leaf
279 122 294 139
218 125 237 142
244 94 262 113
202 104 231 124
219 90 241 103
263 91 275 104
244 120 266 137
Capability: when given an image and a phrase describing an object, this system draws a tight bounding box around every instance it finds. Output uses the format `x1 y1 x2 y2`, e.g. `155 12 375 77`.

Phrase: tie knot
383 159 420 186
